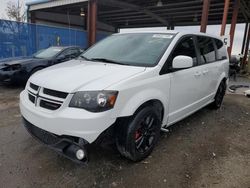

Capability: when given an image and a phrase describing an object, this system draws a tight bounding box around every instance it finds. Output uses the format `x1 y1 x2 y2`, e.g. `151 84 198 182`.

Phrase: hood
3 57 47 66
29 60 146 93
0 57 25 63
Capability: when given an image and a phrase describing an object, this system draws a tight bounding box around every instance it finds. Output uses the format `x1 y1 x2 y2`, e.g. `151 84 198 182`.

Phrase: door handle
194 72 202 77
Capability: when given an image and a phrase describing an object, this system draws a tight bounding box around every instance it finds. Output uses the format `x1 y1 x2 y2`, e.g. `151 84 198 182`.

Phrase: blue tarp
0 19 107 59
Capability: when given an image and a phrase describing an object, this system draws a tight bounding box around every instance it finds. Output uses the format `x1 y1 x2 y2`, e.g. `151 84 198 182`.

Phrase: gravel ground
0 84 250 188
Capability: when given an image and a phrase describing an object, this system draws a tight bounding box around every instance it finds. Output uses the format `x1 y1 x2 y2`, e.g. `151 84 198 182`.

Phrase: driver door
167 36 205 124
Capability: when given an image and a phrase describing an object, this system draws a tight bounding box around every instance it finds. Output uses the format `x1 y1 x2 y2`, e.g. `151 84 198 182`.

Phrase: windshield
34 47 63 59
82 33 175 67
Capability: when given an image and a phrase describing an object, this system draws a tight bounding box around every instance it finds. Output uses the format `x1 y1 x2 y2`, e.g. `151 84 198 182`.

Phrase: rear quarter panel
215 44 229 93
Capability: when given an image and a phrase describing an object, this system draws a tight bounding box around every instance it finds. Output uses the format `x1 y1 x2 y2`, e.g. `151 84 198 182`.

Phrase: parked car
0 46 83 85
20 31 229 164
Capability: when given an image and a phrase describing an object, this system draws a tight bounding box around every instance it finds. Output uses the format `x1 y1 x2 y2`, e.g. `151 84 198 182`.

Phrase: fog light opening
76 149 85 160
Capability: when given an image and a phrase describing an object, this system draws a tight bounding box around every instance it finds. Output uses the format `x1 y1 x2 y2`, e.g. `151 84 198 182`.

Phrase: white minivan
20 31 229 163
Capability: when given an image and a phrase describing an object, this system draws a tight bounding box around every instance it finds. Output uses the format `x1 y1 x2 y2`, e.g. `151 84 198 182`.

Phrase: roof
49 46 80 49
27 0 250 28
26 0 50 6
97 0 249 28
117 30 179 34
115 30 223 40
27 0 88 11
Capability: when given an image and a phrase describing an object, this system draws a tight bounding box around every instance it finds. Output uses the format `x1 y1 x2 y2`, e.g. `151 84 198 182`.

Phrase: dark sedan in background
0 46 83 85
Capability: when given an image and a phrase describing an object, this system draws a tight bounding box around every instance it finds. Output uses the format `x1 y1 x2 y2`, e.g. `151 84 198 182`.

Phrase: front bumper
0 69 23 83
20 90 117 144
22 117 89 164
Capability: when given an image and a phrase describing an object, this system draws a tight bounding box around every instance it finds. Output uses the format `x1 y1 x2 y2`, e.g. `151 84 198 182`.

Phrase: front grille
43 88 68 99
40 100 61 110
27 84 67 111
28 94 35 103
30 82 39 91
23 118 60 145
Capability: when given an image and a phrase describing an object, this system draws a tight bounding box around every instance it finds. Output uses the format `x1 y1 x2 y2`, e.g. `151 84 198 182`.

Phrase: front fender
113 85 169 128
108 69 171 125
121 89 166 116
25 61 49 73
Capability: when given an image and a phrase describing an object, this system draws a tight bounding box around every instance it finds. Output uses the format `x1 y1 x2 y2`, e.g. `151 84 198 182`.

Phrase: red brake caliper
135 130 141 140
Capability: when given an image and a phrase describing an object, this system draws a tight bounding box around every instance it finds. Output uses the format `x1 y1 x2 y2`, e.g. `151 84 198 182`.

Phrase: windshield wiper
79 55 91 61
89 58 126 65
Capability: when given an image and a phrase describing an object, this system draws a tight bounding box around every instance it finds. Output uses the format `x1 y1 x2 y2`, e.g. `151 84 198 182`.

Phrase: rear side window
197 36 216 64
215 39 227 60
171 36 198 65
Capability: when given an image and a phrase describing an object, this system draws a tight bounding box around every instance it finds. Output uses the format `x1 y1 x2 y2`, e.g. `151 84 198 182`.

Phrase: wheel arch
215 73 228 92
116 95 166 124
30 66 46 74
133 99 165 121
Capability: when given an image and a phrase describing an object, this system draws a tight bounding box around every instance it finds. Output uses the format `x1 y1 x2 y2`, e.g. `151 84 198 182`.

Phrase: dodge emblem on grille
35 87 41 106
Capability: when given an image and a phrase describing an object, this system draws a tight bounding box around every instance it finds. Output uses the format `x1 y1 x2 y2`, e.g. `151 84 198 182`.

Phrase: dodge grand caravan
20 31 229 163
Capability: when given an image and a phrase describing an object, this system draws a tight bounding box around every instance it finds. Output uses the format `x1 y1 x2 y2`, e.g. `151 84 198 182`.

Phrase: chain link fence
0 19 107 59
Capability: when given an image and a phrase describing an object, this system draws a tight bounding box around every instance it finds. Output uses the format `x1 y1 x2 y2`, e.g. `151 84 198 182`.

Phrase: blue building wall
0 19 107 59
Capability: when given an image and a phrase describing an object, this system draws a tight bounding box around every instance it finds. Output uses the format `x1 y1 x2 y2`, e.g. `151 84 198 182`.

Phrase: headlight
69 91 118 112
11 64 22 71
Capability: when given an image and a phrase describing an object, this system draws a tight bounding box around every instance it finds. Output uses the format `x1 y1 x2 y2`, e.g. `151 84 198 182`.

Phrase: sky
0 0 9 18
0 0 27 19
0 0 247 55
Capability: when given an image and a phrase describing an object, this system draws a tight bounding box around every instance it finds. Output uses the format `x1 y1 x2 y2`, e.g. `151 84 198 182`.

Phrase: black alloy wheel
116 106 161 162
134 114 158 153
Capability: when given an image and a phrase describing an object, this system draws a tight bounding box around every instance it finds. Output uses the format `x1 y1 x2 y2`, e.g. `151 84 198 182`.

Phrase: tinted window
197 36 216 64
215 39 227 60
171 36 197 66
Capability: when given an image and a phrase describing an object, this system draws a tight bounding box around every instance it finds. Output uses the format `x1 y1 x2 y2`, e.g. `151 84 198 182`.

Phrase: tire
116 106 162 162
210 81 226 109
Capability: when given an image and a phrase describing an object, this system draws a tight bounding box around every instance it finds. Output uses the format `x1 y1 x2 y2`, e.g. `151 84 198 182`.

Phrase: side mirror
172 55 193 69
